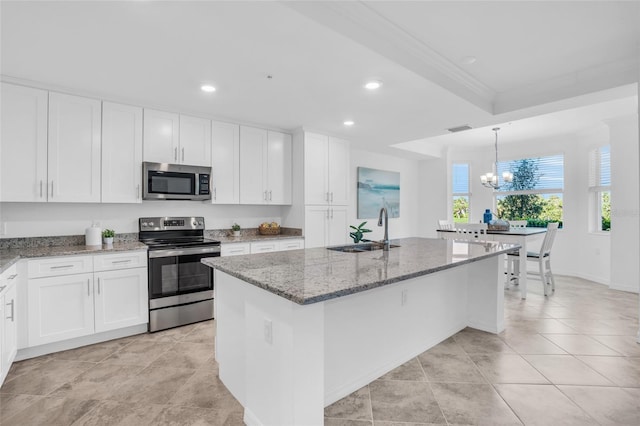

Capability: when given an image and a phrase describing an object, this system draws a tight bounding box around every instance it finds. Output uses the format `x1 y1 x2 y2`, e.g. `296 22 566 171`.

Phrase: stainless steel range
139 216 220 332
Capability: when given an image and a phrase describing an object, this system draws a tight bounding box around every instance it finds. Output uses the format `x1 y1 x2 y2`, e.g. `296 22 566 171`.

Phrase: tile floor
0 275 638 425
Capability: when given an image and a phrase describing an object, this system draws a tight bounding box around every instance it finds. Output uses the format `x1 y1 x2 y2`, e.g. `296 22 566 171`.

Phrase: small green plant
231 223 241 231
349 221 372 243
102 229 115 238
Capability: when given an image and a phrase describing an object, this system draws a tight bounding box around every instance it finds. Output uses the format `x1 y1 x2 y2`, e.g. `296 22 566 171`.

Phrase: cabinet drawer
221 243 251 257
278 239 304 251
28 256 93 278
0 264 18 293
94 251 147 272
250 241 278 254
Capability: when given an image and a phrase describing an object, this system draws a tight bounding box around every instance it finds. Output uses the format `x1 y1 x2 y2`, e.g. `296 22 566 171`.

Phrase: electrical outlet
401 289 408 306
263 319 273 344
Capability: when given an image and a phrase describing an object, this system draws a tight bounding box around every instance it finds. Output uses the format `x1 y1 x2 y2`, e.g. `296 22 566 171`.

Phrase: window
589 145 611 232
495 154 564 227
452 163 470 223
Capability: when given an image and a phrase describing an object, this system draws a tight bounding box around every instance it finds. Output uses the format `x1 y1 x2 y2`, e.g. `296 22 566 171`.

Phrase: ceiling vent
447 124 472 133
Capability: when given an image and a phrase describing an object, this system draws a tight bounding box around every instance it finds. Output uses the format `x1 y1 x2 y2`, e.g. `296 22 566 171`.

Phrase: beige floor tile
149 341 214 369
452 329 515 354
71 401 165 426
3 354 56 383
417 352 486 383
181 320 216 344
469 353 549 384
495 384 598 425
557 385 640 425
324 387 372 421
3 396 99 425
578 356 640 387
111 365 196 405
325 419 373 426
523 354 614 385
1 359 95 396
0 393 44 422
378 358 426 381
372 422 445 426
169 369 243 412
430 382 522 425
542 334 623 356
101 340 175 367
151 404 243 426
504 318 578 334
500 333 567 355
50 363 144 400
592 335 640 356
558 319 639 336
423 337 466 355
52 339 132 363
369 380 444 424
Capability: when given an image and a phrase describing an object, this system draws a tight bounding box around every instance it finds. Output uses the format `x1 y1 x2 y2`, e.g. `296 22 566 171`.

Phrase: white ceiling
1 1 638 158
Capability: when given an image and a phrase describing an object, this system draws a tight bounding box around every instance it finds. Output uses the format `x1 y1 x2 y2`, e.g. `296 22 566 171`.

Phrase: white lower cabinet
222 239 305 257
278 239 304 251
221 243 251 257
1 265 18 386
27 252 148 347
250 241 278 254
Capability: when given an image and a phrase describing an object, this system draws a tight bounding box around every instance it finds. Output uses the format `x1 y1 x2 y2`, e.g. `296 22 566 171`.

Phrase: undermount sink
327 243 400 253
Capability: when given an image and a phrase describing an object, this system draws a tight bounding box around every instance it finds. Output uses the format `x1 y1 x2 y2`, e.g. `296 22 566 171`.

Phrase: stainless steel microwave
142 162 211 201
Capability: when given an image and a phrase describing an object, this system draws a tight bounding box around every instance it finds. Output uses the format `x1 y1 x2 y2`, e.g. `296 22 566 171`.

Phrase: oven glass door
148 252 214 299
148 170 195 196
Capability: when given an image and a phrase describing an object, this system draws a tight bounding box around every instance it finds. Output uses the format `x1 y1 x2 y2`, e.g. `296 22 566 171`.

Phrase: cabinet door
101 102 143 203
2 283 18 373
278 239 304 251
0 83 48 202
266 131 292 204
239 126 267 204
211 121 240 204
328 206 349 246
221 243 251 257
28 273 94 346
328 137 350 206
250 241 278 254
304 206 329 248
94 268 148 333
304 133 329 205
179 115 211 167
48 93 101 203
143 109 179 164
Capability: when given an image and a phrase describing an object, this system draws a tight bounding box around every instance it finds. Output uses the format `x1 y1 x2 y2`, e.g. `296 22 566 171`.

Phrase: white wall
0 202 285 237
417 156 448 238
348 149 421 241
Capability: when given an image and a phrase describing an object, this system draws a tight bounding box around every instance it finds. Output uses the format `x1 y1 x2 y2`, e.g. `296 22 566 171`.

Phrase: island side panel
324 263 471 405
466 255 505 333
215 271 325 426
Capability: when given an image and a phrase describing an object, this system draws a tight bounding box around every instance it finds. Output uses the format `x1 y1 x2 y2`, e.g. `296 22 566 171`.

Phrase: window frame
588 145 611 234
451 162 471 223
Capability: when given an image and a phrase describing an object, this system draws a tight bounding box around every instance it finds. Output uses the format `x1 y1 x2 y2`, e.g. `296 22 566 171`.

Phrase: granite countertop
202 237 519 305
216 234 304 244
0 242 147 274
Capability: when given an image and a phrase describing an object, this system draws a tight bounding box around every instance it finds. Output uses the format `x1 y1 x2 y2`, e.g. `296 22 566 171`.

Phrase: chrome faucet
377 207 390 251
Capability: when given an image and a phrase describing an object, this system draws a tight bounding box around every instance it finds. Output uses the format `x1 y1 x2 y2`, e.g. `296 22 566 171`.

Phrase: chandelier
480 127 513 189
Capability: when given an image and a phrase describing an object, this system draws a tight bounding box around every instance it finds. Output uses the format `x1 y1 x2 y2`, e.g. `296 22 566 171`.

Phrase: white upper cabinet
239 126 292 205
267 131 292 204
143 109 179 164
101 102 143 203
304 132 350 206
179 115 211 167
48 92 101 203
211 121 240 204
0 83 48 202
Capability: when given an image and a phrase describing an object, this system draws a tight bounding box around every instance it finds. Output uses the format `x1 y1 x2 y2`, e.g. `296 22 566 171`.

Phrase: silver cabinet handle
330 192 334 203
51 181 54 198
213 187 217 201
325 192 329 202
268 190 272 201
8 274 17 280
87 279 91 296
326 208 330 219
174 147 178 161
229 249 245 253
97 277 101 294
40 180 43 198
6 299 14 321
263 191 267 201
181 148 185 162
111 259 131 264
331 208 334 219
50 265 73 270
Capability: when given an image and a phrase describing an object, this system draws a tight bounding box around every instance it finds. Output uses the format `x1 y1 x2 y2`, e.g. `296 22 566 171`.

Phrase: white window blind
589 145 610 190
452 163 469 195
497 154 564 193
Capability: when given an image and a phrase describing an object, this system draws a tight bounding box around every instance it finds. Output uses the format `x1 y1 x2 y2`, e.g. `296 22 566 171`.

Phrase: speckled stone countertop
0 242 147 274
202 237 519 305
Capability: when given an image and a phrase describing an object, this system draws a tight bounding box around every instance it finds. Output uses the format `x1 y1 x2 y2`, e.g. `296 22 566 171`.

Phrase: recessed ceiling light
344 120 355 126
364 81 382 90
460 56 477 65
200 84 216 93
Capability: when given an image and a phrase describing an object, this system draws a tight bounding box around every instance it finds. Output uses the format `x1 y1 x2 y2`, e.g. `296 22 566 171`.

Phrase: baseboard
15 324 148 361
609 282 640 294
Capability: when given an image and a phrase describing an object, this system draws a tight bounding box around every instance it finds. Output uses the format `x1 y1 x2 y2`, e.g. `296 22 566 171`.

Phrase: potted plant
102 229 115 246
231 223 241 237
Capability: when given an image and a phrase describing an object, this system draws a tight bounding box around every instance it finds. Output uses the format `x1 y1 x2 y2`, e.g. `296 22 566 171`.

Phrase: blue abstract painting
357 167 400 219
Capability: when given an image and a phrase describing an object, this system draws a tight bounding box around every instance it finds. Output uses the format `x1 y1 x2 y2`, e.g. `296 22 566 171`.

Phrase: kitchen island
202 237 518 426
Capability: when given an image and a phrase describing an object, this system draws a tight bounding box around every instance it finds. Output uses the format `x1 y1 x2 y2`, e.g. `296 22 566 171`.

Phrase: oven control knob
197 221 203 226
142 222 148 227
148 222 154 227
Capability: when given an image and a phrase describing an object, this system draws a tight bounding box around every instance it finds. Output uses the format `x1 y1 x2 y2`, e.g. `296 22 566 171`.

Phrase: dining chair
509 220 528 228
506 222 559 296
438 219 455 230
454 223 488 241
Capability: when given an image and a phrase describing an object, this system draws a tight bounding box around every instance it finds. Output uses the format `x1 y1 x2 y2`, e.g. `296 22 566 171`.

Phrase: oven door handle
148 246 221 258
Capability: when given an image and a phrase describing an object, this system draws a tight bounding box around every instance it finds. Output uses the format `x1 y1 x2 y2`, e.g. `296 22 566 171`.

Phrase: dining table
436 227 547 299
